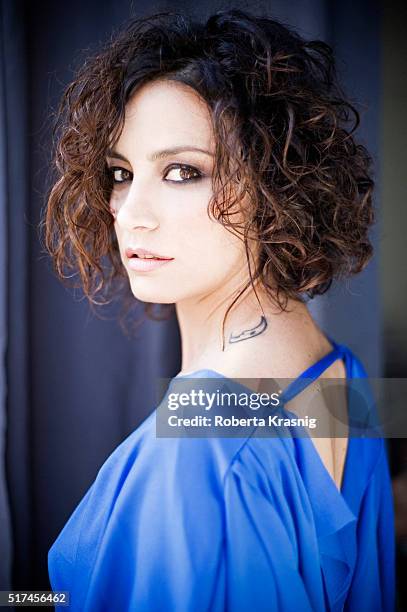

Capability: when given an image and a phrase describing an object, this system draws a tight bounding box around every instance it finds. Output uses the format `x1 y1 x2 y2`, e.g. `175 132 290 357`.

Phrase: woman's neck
175 280 330 379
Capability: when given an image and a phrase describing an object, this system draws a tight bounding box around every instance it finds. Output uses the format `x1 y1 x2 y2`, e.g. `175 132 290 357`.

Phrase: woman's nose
113 182 159 231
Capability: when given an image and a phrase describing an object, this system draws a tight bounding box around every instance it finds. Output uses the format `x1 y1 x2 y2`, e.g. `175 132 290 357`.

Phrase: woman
43 9 395 611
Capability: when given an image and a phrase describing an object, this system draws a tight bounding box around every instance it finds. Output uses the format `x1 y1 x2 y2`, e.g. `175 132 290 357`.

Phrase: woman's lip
127 257 174 272
125 247 171 259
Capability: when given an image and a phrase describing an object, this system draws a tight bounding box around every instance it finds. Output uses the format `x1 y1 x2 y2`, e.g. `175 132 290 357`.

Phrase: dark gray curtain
1 0 383 593
1 0 30 590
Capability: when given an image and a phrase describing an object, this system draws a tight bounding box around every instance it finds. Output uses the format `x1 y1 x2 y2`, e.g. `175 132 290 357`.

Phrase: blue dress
48 339 395 611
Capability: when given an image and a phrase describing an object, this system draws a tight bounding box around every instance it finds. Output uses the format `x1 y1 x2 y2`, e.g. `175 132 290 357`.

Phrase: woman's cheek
109 191 121 218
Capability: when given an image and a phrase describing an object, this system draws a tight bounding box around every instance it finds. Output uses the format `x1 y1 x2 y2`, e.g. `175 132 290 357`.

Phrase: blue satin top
48 339 395 611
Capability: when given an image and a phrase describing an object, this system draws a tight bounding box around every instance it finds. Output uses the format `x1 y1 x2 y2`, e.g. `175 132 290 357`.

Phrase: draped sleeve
49 412 230 611
222 438 326 611
49 418 330 611
344 438 395 611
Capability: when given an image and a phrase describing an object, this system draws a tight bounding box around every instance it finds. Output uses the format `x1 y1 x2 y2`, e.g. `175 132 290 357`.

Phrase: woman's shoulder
61 370 305 536
88 400 307 545
92 402 255 498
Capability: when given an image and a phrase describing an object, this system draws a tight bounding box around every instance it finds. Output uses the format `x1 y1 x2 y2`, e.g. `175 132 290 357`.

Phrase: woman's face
107 79 250 305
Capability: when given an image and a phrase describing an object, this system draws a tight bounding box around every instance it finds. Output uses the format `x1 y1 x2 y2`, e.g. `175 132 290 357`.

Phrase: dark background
1 0 405 608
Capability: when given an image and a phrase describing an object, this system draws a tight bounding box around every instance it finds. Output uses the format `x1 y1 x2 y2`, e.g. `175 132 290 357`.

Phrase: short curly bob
41 9 375 335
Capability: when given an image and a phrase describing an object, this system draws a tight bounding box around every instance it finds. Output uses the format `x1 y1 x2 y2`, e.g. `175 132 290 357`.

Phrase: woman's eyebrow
106 146 214 162
148 146 214 161
106 149 129 162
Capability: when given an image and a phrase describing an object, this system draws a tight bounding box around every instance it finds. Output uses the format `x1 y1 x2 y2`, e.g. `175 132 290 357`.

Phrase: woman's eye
108 167 132 184
163 164 202 183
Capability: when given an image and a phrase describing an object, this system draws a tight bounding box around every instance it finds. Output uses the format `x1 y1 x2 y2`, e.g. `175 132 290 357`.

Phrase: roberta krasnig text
167 414 317 429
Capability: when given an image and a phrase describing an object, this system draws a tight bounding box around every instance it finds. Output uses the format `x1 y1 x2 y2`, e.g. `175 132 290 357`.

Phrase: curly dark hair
40 8 375 337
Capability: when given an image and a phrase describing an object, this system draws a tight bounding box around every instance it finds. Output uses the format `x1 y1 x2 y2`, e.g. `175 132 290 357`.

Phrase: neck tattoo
228 315 268 344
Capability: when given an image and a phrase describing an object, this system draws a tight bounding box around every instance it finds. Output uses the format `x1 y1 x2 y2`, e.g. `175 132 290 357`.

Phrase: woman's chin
128 281 177 304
